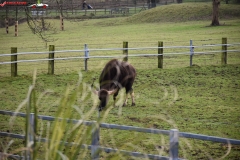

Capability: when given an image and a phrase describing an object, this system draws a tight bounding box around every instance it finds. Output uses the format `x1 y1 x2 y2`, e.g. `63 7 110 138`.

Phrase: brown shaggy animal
92 59 136 111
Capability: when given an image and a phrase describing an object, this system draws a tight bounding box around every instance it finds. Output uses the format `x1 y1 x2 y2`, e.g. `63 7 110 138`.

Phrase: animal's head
92 86 117 111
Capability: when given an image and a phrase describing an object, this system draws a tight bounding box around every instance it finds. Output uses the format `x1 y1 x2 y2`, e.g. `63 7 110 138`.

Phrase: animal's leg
130 89 135 106
123 88 135 106
113 91 119 107
113 96 116 107
123 93 129 106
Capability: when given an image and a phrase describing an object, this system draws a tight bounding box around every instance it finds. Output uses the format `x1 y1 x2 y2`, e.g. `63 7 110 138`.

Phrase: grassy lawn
0 17 239 76
0 64 240 159
0 2 240 160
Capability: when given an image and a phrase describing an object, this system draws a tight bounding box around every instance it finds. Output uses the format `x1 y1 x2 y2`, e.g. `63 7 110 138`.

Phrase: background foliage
0 2 240 160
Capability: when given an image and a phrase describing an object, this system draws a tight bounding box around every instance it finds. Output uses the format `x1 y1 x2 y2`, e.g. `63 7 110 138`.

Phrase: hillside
1 3 240 28
122 3 240 23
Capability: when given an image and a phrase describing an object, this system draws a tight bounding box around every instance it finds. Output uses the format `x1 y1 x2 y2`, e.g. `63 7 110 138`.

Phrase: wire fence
0 38 240 77
0 110 240 159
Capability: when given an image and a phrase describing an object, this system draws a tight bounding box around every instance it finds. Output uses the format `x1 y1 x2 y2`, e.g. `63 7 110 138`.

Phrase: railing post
15 21 18 36
60 16 64 31
29 113 35 160
123 41 128 62
25 85 35 160
48 45 55 75
5 18 9 34
190 40 194 67
91 122 99 160
221 37 227 65
158 41 163 68
169 129 179 160
84 44 89 71
11 47 17 77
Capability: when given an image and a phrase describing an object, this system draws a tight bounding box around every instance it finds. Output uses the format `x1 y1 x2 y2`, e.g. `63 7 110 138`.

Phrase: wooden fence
1 110 240 160
0 38 235 77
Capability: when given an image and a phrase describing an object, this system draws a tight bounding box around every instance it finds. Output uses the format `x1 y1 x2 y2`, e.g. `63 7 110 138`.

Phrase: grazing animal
92 59 136 111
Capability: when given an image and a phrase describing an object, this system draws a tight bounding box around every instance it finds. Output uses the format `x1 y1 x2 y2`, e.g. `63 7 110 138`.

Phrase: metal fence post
48 45 55 75
91 122 99 160
158 41 163 68
222 37 227 65
11 47 17 77
169 129 179 160
123 41 128 62
190 40 194 67
84 44 89 71
29 113 35 160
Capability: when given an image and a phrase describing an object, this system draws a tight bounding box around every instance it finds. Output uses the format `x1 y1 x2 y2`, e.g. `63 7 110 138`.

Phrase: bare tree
22 0 81 46
25 6 58 47
211 0 220 26
55 0 64 17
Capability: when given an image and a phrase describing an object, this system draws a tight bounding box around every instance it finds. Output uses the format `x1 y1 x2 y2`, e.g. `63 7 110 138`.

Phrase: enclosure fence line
0 38 240 76
1 42 240 56
1 110 240 160
2 1 162 35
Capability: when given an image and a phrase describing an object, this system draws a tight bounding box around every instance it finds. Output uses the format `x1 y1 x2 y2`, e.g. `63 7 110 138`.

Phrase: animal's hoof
123 103 127 107
131 103 135 106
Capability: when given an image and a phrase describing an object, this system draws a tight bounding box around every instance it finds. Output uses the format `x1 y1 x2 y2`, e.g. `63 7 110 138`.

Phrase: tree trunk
211 0 220 26
151 0 156 8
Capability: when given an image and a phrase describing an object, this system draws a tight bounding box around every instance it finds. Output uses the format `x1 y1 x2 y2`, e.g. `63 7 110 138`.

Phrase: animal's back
99 59 136 89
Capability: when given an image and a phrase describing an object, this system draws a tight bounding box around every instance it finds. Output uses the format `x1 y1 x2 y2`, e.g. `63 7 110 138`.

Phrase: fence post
84 44 89 71
190 40 194 67
48 45 55 75
123 41 128 62
169 129 179 160
29 113 35 160
11 47 17 77
158 41 163 68
60 16 64 31
15 21 18 36
25 85 35 160
5 18 8 34
221 37 227 65
91 122 100 160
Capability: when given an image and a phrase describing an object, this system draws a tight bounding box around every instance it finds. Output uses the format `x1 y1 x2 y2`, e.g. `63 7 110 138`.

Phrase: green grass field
0 2 240 160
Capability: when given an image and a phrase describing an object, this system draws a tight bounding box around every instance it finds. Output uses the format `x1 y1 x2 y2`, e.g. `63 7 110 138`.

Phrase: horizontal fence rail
1 110 240 160
1 110 240 145
0 110 182 160
0 38 240 77
1 43 240 57
0 132 173 160
1 50 240 64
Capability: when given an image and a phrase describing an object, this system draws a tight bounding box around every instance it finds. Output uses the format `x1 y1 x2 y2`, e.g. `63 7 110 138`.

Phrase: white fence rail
0 39 240 76
0 110 240 160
